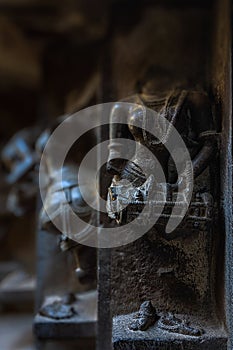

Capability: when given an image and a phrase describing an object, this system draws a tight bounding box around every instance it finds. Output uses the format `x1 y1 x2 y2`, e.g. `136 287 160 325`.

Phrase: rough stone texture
111 206 215 317
113 313 227 350
96 0 230 348
96 248 113 350
110 171 219 323
210 0 232 348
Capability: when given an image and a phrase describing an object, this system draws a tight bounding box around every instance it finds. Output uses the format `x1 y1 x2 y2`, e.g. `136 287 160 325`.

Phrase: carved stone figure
107 76 216 216
39 293 77 320
106 70 218 335
37 116 97 319
128 301 159 331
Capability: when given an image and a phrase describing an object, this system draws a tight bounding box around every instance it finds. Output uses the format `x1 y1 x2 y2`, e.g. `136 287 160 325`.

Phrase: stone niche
97 0 232 349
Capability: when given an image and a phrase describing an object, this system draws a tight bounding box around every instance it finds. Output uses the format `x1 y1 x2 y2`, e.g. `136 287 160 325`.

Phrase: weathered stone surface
97 0 231 349
34 290 97 339
113 313 227 350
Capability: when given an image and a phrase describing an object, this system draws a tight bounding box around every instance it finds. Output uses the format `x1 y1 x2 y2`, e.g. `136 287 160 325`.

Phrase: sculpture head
137 66 173 95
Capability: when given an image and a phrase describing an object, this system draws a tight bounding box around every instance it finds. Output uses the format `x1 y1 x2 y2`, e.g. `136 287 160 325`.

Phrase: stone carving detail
128 301 159 331
128 301 204 337
158 313 204 337
36 116 97 319
39 293 77 320
107 82 217 238
106 73 219 334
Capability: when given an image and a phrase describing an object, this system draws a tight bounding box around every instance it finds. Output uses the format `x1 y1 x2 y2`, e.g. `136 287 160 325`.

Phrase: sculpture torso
107 88 217 237
107 86 219 331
